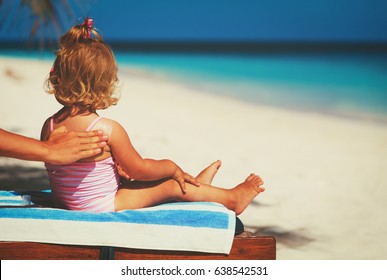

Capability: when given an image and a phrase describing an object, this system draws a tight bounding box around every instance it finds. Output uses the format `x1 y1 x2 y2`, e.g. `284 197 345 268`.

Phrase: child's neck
56 106 97 122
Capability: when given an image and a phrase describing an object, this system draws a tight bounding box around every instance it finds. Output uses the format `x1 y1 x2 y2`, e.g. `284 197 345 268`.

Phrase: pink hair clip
82 18 93 38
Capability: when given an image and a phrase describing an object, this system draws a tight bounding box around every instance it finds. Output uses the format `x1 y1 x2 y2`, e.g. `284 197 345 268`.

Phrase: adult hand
172 166 200 194
45 126 108 164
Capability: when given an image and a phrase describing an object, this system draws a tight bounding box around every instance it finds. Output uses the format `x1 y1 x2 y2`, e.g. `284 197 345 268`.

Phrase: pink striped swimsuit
45 117 120 212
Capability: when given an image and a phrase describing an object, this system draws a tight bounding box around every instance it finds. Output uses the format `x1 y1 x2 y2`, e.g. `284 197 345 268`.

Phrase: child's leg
196 160 222 185
115 160 222 210
114 173 264 215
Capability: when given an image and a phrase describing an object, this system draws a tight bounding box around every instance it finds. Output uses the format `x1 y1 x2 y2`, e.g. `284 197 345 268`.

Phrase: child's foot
231 174 265 215
196 160 222 185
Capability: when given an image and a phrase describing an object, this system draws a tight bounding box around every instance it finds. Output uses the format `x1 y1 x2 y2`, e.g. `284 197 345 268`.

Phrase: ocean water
116 52 387 123
2 49 387 122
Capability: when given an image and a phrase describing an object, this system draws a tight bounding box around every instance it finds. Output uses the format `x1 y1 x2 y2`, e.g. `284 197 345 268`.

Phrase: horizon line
1 40 387 53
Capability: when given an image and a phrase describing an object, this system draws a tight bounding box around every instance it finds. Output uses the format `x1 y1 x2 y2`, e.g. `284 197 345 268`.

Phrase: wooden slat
0 235 276 260
0 242 100 260
115 236 276 260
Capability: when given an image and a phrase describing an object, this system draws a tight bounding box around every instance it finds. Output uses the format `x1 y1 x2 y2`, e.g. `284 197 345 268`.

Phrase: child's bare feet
196 160 222 185
230 174 265 215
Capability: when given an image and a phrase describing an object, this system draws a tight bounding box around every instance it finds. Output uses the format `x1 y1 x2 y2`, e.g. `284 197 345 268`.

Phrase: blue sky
1 0 387 42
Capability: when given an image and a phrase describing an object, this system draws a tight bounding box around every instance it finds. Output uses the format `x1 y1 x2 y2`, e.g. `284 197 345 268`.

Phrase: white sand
1 56 387 259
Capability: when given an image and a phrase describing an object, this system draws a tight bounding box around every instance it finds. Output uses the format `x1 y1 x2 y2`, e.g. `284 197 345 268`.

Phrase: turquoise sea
2 50 387 123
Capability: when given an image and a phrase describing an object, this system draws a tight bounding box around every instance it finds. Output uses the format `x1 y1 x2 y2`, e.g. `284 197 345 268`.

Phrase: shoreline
119 65 387 126
2 52 387 125
1 56 387 259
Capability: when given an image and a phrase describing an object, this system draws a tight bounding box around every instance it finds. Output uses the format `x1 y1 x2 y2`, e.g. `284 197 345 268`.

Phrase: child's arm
106 120 199 193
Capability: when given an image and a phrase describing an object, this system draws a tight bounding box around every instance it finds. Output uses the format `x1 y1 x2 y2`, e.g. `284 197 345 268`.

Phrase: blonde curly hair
46 18 119 111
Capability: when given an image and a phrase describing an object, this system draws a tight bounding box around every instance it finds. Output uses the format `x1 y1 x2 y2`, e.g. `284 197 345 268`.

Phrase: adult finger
77 148 103 157
78 135 105 145
73 131 108 144
80 142 107 151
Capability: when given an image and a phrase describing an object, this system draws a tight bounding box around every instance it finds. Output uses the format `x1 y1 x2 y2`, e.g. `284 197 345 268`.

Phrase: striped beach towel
0 191 235 254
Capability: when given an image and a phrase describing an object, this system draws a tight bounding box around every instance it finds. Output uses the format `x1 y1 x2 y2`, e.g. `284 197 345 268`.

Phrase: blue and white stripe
0 191 235 254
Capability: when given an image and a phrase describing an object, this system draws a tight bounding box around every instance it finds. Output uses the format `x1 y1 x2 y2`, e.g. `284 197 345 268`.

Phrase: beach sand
1 56 387 259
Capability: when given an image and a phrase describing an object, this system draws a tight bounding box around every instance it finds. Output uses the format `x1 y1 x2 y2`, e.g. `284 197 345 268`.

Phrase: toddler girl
41 18 265 215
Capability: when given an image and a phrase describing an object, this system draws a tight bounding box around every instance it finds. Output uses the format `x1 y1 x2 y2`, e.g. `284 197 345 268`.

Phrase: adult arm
0 127 107 164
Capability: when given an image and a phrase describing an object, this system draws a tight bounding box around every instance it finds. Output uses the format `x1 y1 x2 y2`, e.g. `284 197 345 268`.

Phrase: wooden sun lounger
0 192 276 260
0 233 276 260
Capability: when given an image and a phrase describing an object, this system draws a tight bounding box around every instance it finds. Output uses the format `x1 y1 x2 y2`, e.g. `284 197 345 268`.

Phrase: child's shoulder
92 117 122 130
91 117 128 141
